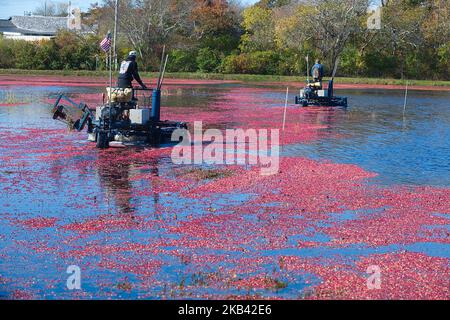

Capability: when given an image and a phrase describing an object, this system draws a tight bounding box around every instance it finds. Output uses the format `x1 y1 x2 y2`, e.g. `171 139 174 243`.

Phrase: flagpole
113 0 119 71
108 33 113 136
100 30 114 137
109 45 113 102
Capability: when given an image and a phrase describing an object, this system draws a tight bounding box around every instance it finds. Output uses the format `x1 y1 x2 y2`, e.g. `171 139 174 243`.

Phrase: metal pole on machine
156 45 166 89
158 54 169 91
152 46 168 122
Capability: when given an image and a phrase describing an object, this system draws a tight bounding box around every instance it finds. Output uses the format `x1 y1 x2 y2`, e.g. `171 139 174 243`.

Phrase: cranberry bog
0 75 449 300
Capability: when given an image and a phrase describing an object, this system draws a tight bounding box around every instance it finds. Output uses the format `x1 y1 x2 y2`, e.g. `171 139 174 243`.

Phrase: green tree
35 40 60 70
54 31 99 70
168 49 198 72
196 47 221 72
437 42 450 79
14 41 39 69
0 37 15 69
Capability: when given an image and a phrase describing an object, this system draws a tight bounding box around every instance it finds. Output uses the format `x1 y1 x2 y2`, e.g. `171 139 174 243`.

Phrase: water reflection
95 152 162 215
283 89 450 186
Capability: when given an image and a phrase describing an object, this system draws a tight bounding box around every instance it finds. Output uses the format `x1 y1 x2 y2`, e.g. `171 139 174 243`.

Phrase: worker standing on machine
311 59 324 84
117 51 148 89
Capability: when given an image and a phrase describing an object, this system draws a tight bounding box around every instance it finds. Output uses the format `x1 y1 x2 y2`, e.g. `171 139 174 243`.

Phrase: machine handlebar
133 87 153 91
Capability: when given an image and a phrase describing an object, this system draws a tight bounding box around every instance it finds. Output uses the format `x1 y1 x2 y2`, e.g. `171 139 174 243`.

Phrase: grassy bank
1 69 449 87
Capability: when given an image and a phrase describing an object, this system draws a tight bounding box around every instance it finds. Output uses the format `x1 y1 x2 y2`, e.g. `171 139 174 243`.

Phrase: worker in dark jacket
311 59 324 82
117 51 148 89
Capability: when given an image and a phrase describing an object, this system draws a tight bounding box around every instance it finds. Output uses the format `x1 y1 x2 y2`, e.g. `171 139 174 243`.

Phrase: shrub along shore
1 69 449 87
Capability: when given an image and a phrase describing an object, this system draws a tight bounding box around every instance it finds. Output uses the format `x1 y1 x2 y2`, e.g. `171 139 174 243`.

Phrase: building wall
2 32 53 41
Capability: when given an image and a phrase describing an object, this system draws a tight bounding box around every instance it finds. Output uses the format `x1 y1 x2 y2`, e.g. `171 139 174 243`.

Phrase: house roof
0 16 67 36
11 16 67 33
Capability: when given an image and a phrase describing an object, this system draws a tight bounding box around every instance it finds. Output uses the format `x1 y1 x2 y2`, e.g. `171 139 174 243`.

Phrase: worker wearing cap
311 59 324 82
117 51 148 89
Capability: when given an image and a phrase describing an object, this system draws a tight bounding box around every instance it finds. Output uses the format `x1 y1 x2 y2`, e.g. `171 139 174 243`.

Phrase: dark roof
0 19 23 33
0 17 64 36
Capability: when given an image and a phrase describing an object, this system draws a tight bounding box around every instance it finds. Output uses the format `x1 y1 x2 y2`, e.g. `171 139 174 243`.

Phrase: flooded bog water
282 88 450 186
0 79 448 300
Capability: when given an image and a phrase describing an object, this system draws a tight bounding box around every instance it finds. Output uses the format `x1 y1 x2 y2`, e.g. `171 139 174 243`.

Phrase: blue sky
0 0 93 18
0 0 260 19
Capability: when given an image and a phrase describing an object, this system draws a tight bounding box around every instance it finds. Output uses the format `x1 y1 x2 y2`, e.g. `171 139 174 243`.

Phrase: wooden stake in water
282 87 289 131
332 56 340 81
306 55 309 83
403 81 409 118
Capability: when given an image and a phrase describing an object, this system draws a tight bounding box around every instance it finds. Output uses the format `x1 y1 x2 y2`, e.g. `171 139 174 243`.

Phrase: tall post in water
306 55 309 83
403 81 409 121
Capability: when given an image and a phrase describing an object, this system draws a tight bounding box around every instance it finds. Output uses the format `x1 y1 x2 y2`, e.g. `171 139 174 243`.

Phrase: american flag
100 32 112 52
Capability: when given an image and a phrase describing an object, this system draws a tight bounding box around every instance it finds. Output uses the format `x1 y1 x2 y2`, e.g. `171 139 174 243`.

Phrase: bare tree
285 0 369 74
33 1 69 17
104 0 196 69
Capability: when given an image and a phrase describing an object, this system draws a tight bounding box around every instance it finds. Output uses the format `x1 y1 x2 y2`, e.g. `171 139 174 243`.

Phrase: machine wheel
96 131 109 149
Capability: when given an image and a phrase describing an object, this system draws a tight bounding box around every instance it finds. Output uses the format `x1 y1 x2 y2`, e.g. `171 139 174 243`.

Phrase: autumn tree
191 0 241 53
240 5 276 52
